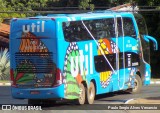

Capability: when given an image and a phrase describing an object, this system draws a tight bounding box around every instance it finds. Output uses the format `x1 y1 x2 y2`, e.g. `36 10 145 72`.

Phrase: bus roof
13 11 134 21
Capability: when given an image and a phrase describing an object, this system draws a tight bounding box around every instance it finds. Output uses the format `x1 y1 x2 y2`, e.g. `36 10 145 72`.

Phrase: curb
0 82 11 86
125 99 136 104
150 80 160 84
125 98 160 104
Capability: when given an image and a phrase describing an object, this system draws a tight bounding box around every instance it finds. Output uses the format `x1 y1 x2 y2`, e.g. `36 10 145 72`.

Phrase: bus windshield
134 13 148 35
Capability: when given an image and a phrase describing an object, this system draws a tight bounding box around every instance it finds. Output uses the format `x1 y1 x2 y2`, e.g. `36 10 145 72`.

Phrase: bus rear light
10 69 14 81
10 69 17 87
51 18 55 21
53 68 62 87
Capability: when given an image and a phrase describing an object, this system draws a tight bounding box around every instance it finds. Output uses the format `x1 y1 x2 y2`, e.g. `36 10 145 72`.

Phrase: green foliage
136 0 160 39
0 0 50 22
7 0 48 10
0 48 10 80
0 0 32 23
0 0 9 23
79 0 95 10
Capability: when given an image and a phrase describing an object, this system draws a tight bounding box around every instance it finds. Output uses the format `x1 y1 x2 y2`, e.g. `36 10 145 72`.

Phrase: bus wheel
77 83 86 105
130 75 142 94
86 82 95 104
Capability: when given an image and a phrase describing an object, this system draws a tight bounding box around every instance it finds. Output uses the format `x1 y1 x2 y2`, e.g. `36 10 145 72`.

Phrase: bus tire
76 83 86 105
130 74 142 94
86 82 95 104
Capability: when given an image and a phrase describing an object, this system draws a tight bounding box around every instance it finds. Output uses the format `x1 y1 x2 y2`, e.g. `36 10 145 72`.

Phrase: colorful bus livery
10 12 158 105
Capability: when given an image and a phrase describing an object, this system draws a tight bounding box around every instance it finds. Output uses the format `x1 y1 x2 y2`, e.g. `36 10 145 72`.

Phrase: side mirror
144 35 158 51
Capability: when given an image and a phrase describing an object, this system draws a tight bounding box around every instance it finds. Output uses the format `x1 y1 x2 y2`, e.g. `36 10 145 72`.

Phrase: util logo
22 21 45 33
71 43 93 77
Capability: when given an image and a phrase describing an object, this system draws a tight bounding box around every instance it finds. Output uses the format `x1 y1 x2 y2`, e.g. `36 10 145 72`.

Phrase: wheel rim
79 85 85 104
133 79 138 92
89 87 94 99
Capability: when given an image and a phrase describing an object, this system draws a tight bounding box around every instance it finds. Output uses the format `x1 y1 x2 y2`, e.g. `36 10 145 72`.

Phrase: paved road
0 85 160 113
0 85 159 106
95 84 160 104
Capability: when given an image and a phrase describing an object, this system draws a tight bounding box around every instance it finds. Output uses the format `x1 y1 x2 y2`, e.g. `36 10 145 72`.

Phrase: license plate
30 91 40 94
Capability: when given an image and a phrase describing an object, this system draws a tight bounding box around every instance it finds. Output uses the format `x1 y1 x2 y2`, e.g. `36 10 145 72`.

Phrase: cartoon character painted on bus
97 38 118 88
63 38 136 98
98 38 136 88
12 32 55 87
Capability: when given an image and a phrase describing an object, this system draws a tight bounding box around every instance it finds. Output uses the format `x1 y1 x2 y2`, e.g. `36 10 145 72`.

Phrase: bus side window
95 20 108 39
63 22 70 42
93 18 115 39
123 18 136 38
63 21 91 42
70 22 79 41
63 18 115 42
117 17 123 37
105 18 115 38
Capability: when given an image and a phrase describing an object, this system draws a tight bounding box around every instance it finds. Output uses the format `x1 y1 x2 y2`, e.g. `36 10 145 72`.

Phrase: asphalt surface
0 85 160 113
0 85 159 105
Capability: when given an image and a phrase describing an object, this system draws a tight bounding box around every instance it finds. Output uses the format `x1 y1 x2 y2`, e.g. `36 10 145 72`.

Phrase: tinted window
63 18 115 42
62 21 91 42
134 13 148 35
117 17 136 38
123 18 136 38
117 17 123 37
141 36 150 63
84 18 115 39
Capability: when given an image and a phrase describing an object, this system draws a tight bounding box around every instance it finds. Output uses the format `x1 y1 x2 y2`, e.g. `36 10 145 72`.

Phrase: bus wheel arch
136 71 143 80
85 79 96 104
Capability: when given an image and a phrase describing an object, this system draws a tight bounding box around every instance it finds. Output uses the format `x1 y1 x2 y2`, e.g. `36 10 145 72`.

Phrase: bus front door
115 16 126 90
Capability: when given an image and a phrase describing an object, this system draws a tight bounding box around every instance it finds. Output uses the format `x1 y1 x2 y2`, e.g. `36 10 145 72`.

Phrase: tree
79 0 95 10
0 0 28 23
135 0 160 39
0 0 10 23
7 0 48 11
